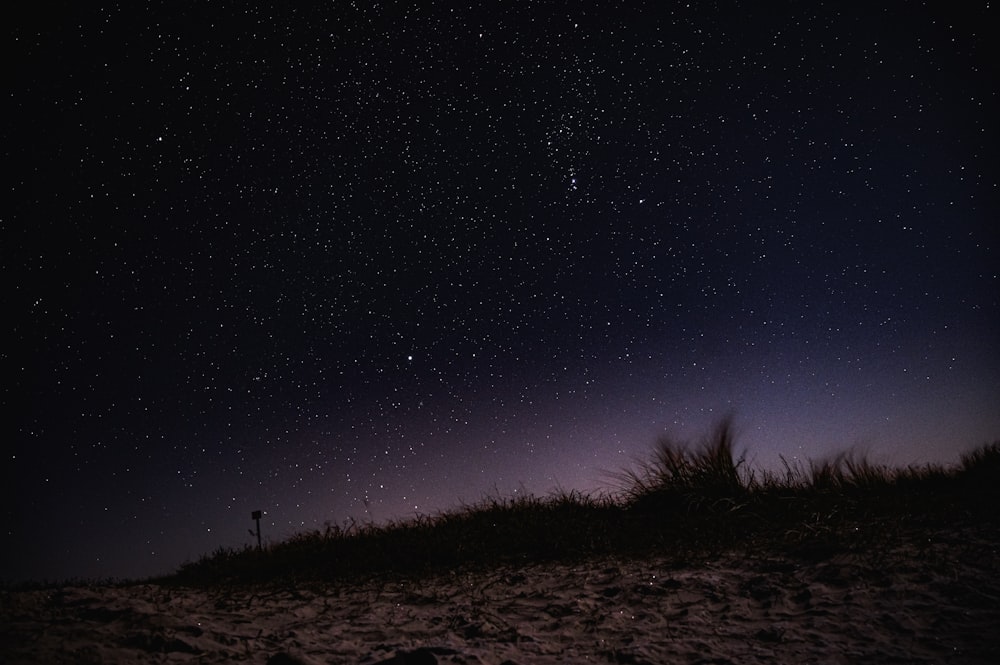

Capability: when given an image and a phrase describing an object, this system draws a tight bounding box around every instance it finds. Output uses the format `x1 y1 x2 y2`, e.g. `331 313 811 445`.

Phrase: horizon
5 430 997 586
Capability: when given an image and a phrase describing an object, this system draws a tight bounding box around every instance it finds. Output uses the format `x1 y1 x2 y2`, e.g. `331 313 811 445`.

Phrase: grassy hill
167 420 1000 586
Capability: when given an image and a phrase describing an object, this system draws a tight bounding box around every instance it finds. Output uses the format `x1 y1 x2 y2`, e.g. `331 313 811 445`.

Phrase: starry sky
6 2 998 583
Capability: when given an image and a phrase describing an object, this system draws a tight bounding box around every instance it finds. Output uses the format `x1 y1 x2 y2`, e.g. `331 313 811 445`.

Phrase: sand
3 524 998 664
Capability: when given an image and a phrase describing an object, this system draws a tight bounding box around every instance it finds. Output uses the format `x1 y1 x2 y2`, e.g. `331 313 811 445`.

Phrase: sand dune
3 524 998 664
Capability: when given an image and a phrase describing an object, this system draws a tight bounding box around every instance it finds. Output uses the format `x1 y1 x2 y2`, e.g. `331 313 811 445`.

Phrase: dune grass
167 420 1000 586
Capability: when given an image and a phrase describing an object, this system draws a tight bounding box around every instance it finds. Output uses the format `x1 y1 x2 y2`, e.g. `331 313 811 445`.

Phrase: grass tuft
613 417 748 515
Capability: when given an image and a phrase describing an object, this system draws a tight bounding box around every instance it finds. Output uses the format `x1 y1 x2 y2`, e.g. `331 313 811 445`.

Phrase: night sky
6 3 998 583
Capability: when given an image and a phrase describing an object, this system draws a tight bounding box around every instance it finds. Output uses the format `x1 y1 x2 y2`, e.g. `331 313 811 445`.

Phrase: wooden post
251 510 262 551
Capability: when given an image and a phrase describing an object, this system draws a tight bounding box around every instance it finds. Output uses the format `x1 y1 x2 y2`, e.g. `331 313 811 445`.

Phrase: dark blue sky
6 2 998 582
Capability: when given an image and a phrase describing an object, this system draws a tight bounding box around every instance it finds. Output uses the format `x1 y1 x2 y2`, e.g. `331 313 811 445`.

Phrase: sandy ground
3 525 999 664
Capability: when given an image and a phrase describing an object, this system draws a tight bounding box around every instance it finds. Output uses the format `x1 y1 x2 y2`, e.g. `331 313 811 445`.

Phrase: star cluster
6 3 998 582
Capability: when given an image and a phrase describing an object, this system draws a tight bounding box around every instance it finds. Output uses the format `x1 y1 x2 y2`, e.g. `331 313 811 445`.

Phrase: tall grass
168 424 1000 587
612 418 748 514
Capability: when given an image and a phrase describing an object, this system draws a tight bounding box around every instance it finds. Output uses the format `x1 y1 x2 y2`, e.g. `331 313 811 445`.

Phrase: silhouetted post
251 510 262 551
